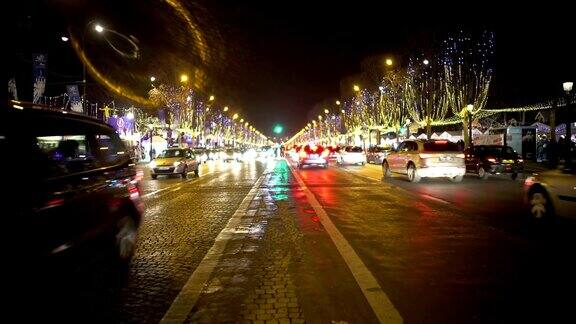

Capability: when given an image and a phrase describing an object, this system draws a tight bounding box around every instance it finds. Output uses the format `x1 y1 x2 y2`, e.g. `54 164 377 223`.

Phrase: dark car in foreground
524 166 576 220
464 145 524 179
1 105 143 266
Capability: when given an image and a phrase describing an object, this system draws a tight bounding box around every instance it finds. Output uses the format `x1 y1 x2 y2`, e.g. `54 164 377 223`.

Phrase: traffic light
273 124 283 134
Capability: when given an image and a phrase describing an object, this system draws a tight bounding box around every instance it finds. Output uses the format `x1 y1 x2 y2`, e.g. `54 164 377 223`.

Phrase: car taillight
487 158 497 163
456 153 465 159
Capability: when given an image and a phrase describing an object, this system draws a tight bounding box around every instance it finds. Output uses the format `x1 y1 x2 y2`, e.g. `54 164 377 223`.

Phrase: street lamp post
466 104 474 148
563 81 573 167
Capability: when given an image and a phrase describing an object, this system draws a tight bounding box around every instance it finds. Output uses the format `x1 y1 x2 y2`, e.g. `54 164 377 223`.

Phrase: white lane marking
288 163 403 324
141 170 217 198
160 174 266 323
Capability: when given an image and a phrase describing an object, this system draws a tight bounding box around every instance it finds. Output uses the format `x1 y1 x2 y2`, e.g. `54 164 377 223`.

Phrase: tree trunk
462 118 470 148
426 122 432 139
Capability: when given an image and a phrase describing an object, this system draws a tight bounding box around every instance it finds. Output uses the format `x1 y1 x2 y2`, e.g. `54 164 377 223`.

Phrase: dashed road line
287 163 403 324
141 170 217 198
160 173 267 323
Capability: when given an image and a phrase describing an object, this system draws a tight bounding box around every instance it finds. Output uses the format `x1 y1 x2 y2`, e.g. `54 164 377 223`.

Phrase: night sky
9 1 575 137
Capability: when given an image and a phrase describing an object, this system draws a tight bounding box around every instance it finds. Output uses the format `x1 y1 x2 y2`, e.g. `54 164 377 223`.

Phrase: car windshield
347 146 363 153
423 141 460 152
158 149 186 158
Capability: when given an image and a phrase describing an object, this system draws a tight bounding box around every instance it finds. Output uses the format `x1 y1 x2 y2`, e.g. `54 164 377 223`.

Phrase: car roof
2 104 116 132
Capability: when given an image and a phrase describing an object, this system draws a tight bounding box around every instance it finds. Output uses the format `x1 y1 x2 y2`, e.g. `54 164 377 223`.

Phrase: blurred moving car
337 146 366 166
193 148 209 163
297 145 328 169
149 148 199 179
208 148 222 160
222 148 242 162
366 146 391 164
465 145 524 180
326 146 341 162
382 140 466 182
1 106 143 264
524 165 576 219
257 146 274 159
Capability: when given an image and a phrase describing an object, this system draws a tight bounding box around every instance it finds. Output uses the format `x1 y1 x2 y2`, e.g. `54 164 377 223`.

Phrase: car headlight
173 161 181 167
149 161 156 168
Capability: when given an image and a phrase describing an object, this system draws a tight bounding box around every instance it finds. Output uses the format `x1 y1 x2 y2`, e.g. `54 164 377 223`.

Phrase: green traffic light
273 124 283 134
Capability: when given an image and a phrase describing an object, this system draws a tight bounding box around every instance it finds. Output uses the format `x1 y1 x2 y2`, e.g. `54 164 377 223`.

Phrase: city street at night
24 158 576 323
7 1 575 323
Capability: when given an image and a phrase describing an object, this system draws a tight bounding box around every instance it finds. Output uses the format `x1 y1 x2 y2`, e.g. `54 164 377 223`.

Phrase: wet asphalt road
27 158 576 323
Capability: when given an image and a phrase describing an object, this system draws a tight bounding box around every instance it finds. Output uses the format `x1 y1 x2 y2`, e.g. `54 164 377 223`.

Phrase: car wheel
450 175 463 182
478 167 488 180
151 174 157 180
361 162 365 166
194 169 199 177
323 164 328 169
529 187 554 219
511 172 518 180
407 164 421 183
181 167 188 179
114 215 138 262
382 161 391 179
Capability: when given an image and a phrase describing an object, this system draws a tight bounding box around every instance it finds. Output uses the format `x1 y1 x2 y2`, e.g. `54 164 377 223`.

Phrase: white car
337 146 366 166
193 149 208 163
150 148 200 179
382 140 466 182
524 167 576 219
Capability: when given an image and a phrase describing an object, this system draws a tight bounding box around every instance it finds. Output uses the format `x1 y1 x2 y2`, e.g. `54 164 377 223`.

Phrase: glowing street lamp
223 106 229 112
385 58 393 66
150 76 156 82
335 100 341 105
94 24 104 33
232 113 239 120
61 36 69 42
209 95 215 101
423 59 429 65
180 74 189 83
353 85 360 92
324 109 329 114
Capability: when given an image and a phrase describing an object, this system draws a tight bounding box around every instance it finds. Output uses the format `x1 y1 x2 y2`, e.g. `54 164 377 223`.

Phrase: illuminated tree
442 30 495 146
405 54 450 138
378 70 409 137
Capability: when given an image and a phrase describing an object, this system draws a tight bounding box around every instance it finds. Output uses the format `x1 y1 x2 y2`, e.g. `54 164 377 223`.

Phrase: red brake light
435 140 448 144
